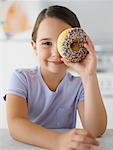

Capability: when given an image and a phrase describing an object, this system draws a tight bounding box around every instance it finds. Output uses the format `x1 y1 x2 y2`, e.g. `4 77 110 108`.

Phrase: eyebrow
38 38 52 42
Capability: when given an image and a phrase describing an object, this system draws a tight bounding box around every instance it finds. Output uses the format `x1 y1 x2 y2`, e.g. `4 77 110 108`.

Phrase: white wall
0 36 37 128
40 0 113 45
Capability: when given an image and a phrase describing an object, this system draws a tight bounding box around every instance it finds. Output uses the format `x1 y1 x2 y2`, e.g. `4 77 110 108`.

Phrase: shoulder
10 66 40 85
12 66 39 79
67 71 82 85
66 71 84 92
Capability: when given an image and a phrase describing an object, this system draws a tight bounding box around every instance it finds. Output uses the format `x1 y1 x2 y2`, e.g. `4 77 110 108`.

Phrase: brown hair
32 5 81 42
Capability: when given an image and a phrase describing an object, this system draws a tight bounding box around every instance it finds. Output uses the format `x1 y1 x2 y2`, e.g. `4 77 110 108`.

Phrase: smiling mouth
48 60 64 64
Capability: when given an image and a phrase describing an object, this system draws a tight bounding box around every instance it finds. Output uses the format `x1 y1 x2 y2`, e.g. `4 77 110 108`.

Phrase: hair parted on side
32 5 81 42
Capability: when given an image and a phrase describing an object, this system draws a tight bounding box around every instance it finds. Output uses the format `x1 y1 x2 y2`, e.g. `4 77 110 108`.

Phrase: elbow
96 115 108 137
7 119 21 141
9 129 17 140
92 122 107 138
8 123 19 141
88 127 106 138
95 128 106 138
84 119 107 138
8 127 18 142
89 114 107 138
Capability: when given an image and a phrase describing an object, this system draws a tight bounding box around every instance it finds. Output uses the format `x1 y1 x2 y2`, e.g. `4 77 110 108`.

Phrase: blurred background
0 0 113 129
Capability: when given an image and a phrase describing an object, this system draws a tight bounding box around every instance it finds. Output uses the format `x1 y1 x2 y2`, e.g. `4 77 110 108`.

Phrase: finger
84 43 94 55
86 35 95 50
74 129 88 136
70 141 94 150
78 143 96 150
70 141 80 149
72 134 99 146
84 43 96 59
73 129 95 139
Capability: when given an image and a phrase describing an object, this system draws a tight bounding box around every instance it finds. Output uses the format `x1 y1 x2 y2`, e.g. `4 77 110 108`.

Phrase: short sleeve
4 69 28 101
76 81 84 103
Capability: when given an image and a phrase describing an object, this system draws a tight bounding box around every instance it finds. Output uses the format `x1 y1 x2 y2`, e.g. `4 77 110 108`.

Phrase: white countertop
0 129 113 150
0 128 45 150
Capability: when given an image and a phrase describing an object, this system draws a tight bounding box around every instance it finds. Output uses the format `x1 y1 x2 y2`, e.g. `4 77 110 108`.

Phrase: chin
49 68 63 74
48 66 67 74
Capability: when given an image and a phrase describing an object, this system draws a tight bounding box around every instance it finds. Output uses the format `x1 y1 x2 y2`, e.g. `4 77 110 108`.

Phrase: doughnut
57 28 88 63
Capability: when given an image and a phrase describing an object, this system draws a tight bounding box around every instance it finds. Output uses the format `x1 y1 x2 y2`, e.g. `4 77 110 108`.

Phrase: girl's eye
42 41 52 47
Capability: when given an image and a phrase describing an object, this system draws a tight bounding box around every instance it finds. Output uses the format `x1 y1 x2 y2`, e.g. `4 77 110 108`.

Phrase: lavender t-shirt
5 67 84 129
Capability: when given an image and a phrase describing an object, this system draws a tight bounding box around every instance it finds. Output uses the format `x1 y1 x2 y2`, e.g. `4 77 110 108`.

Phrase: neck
40 68 66 91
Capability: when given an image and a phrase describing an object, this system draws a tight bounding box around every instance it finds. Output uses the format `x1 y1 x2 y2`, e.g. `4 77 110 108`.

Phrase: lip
48 60 64 64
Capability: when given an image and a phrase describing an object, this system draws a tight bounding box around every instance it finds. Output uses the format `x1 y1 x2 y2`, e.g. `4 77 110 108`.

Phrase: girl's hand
54 129 99 150
61 36 97 78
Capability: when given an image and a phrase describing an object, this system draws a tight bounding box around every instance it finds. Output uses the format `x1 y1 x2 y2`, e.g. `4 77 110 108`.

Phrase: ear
31 40 36 50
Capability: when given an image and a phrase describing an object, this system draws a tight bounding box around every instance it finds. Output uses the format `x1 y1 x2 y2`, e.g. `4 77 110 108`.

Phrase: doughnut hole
71 40 80 51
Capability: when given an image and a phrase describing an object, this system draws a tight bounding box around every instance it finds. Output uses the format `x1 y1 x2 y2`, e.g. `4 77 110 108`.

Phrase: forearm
8 118 61 149
81 74 107 137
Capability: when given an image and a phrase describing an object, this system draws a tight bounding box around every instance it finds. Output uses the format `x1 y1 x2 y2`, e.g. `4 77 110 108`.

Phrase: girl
5 5 107 150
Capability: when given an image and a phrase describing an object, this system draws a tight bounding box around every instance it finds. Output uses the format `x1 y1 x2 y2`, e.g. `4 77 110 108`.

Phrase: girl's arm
78 73 107 137
62 36 107 137
6 94 99 150
6 94 60 149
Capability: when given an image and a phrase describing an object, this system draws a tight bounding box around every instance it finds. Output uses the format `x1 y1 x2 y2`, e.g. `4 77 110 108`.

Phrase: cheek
38 50 50 60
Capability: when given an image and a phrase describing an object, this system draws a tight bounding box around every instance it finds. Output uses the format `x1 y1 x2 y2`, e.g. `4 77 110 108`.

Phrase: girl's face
33 17 71 74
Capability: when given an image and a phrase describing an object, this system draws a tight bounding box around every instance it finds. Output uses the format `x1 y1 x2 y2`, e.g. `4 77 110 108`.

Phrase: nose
51 44 61 58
